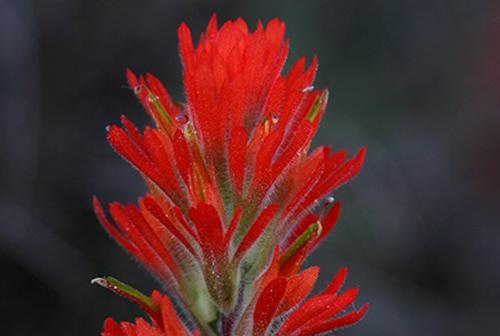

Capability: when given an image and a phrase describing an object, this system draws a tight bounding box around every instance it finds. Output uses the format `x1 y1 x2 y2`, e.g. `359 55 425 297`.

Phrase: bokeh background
1 0 499 335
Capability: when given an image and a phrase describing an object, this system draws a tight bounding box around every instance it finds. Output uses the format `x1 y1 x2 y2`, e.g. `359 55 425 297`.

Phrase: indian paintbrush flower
93 15 367 336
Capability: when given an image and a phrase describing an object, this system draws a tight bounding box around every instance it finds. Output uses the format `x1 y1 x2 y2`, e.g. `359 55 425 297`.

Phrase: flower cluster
94 15 367 336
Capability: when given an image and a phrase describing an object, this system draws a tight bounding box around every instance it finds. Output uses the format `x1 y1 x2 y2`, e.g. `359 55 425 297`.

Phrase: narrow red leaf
159 294 190 336
178 22 195 72
253 277 287 336
297 303 369 336
321 267 348 296
228 127 248 194
279 266 319 314
233 204 278 263
306 288 360 326
253 128 284 181
172 130 192 184
188 203 225 259
124 204 181 278
276 294 338 335
107 125 158 182
93 197 141 259
172 207 197 240
120 115 144 149
224 207 242 249
126 68 148 105
143 196 197 257
108 203 179 281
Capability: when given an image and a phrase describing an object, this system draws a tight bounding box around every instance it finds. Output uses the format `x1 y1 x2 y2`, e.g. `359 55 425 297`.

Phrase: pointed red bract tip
206 14 218 36
126 68 138 87
178 22 194 72
322 266 348 296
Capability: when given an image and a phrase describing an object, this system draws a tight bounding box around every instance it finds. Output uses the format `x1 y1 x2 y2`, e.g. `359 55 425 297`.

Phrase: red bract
100 289 197 336
95 15 367 336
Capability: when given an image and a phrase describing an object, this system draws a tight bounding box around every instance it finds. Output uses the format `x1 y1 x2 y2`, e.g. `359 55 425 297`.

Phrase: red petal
253 277 287 336
253 128 284 184
93 197 141 258
178 22 195 72
172 130 192 184
119 321 139 336
228 127 248 194
159 294 190 336
277 294 338 335
321 148 365 194
265 18 286 48
188 203 224 259
282 147 326 216
107 125 158 182
271 121 312 178
102 318 125 336
108 203 179 282
135 318 160 336
124 204 180 278
279 266 319 314
143 196 197 257
292 148 364 219
233 204 278 262
263 77 285 122
298 303 369 336
172 207 198 240
120 115 144 149
321 266 348 296
205 14 218 37
279 247 307 278
257 246 281 288
126 68 148 104
224 207 242 248
306 288 360 325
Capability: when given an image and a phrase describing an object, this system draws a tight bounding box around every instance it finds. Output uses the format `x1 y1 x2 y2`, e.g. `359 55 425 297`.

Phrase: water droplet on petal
302 85 314 93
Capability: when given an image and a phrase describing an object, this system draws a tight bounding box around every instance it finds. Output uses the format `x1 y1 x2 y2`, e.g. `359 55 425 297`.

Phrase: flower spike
95 15 367 336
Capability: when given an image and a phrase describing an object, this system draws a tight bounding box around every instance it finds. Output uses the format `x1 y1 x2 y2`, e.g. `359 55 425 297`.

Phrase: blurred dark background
1 0 499 335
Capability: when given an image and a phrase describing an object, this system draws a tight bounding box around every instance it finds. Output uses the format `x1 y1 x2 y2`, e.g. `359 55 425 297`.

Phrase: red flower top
94 15 366 336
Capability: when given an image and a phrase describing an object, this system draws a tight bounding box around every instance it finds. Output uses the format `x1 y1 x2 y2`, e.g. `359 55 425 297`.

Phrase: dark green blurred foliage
1 0 498 335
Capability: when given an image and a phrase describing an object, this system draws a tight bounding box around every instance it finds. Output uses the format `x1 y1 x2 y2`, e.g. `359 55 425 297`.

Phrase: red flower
94 15 367 335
